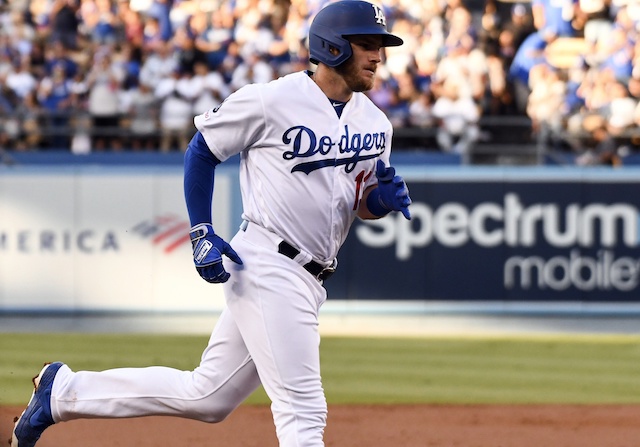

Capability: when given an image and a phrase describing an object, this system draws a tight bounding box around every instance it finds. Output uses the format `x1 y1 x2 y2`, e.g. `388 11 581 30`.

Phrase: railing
6 110 612 166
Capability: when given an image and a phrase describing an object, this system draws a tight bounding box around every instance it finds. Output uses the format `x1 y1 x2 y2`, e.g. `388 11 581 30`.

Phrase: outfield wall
1 163 640 313
330 167 640 304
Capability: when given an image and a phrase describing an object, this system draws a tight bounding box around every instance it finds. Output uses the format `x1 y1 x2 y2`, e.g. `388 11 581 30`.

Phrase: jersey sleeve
194 83 266 162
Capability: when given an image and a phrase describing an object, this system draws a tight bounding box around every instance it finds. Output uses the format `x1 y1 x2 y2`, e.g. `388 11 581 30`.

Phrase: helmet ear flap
308 30 352 67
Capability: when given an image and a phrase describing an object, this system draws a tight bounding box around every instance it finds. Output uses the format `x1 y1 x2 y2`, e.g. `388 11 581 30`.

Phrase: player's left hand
189 223 243 283
375 159 412 220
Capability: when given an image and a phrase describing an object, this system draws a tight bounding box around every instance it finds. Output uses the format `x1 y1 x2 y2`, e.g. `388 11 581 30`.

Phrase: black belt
277 241 336 281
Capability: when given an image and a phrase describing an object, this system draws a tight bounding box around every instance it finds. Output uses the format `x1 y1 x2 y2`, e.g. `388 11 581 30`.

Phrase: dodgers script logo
282 124 386 174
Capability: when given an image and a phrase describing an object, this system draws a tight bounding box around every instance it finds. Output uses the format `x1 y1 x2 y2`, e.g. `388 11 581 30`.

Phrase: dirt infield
3 404 640 447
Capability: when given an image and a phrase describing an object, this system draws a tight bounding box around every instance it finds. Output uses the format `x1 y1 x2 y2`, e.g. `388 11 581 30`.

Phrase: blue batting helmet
308 0 403 67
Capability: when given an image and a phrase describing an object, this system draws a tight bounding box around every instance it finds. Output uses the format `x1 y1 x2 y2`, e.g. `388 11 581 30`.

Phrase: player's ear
328 45 340 56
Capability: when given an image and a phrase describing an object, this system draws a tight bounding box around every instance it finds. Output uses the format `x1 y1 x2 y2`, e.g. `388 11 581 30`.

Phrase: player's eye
352 40 382 52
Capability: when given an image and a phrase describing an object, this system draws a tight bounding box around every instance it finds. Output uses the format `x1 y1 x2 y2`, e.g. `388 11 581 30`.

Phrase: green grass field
1 333 639 406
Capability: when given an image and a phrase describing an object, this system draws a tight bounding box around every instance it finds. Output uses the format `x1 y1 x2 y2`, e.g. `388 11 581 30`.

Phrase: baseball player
10 2 411 446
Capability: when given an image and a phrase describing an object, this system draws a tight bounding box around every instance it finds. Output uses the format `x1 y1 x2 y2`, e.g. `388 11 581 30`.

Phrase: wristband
366 187 391 217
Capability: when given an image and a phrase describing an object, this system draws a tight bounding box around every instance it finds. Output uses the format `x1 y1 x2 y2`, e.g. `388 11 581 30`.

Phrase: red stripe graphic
164 234 191 253
132 214 192 254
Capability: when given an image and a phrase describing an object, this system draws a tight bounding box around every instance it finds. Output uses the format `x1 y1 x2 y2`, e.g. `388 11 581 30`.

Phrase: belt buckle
317 259 337 281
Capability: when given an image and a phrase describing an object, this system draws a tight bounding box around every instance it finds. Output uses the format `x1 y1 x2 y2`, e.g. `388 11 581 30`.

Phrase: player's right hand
189 223 243 283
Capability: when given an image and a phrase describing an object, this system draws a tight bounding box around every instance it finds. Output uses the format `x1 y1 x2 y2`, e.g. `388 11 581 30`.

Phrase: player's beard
335 57 376 92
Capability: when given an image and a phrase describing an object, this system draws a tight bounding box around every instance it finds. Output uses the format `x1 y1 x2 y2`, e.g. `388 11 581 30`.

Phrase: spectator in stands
69 65 90 104
0 80 18 149
2 0 636 160
264 7 294 68
508 32 548 114
37 63 74 149
479 0 502 48
14 90 44 151
509 0 576 115
25 39 46 79
384 16 417 78
0 35 16 79
229 51 275 91
482 40 511 115
367 74 396 115
575 113 621 165
532 0 577 42
233 7 273 62
171 23 206 74
86 51 125 150
115 42 143 90
445 5 477 51
526 63 567 150
432 77 481 157
217 39 243 85
565 65 636 156
563 58 588 146
194 8 234 70
433 35 486 104
91 0 121 45
413 14 443 91
389 71 419 126
142 14 165 52
44 41 78 80
5 9 36 57
50 0 81 50
117 1 145 48
29 0 54 37
606 81 637 136
138 39 178 88
575 0 612 60
614 5 639 46
190 60 230 115
78 0 99 41
408 89 435 128
6 57 38 100
598 26 633 83
498 4 536 80
155 66 193 152
384 84 411 127
125 81 159 150
146 0 173 42
282 0 310 66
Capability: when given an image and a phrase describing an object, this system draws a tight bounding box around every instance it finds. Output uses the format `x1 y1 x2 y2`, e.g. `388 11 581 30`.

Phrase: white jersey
195 71 393 262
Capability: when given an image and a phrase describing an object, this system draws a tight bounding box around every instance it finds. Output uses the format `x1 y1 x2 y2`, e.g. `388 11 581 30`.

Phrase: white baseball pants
50 222 328 447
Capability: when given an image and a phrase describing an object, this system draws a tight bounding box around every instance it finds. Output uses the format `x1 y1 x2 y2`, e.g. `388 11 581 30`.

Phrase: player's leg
49 308 261 423
224 227 328 447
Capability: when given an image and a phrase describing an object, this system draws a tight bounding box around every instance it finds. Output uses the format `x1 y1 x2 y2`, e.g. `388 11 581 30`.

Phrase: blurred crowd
0 0 639 162
515 0 640 165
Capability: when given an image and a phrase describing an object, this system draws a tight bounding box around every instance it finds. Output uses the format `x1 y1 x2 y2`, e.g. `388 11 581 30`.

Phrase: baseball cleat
9 362 64 447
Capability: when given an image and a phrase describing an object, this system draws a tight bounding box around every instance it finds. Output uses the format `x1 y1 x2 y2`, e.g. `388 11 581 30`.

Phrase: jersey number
353 170 373 210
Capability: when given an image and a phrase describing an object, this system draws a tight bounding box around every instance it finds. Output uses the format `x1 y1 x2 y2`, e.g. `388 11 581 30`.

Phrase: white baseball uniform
48 71 394 447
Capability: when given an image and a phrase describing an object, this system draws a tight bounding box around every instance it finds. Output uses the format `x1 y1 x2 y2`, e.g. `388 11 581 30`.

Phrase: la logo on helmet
371 4 386 26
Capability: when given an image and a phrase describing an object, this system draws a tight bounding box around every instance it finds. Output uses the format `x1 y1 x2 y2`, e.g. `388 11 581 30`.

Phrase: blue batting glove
371 159 412 220
189 223 243 283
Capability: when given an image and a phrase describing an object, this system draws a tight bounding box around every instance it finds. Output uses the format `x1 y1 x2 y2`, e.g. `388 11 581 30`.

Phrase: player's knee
198 403 235 423
199 413 224 424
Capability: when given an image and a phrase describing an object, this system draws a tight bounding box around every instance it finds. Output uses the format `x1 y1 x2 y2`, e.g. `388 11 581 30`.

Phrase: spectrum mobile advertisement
328 175 640 302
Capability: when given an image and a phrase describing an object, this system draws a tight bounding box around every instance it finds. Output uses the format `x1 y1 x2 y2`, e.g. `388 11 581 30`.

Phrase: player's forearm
183 131 221 226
